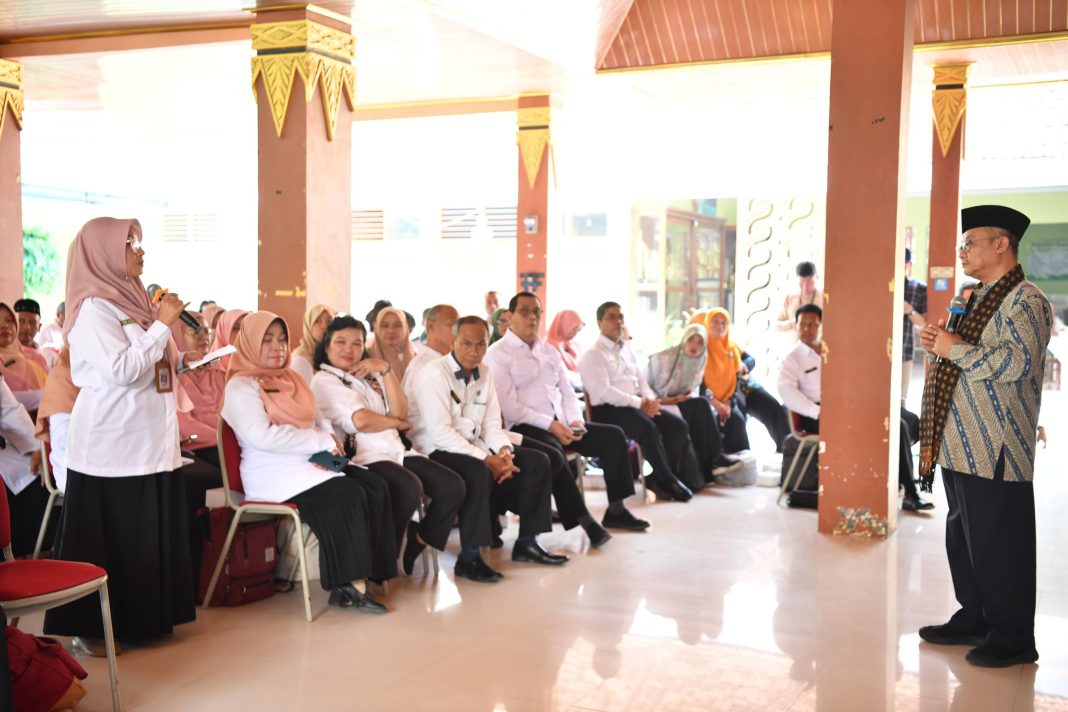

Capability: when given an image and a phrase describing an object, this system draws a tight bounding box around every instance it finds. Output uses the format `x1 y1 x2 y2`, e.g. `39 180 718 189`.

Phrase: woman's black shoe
329 584 388 614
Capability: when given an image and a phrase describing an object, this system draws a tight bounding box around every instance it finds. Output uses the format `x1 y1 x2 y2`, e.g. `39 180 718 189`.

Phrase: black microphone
935 296 968 363
147 284 200 331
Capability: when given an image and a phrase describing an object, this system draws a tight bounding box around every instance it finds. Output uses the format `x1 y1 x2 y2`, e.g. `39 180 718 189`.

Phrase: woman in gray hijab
647 323 742 481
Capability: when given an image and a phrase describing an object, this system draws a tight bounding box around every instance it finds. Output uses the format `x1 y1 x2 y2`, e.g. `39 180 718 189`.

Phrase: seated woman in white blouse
311 315 465 575
290 303 335 384
221 311 394 612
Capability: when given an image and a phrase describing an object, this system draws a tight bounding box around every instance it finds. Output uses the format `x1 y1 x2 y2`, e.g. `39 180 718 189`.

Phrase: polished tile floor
22 388 1067 711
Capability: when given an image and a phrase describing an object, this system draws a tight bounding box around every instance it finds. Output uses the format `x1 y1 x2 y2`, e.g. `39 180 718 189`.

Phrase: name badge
155 359 173 394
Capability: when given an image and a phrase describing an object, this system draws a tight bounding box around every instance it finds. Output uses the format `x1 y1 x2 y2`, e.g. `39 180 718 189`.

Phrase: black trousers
738 384 791 452
179 453 222 590
589 404 698 489
362 460 423 552
342 466 398 582
719 399 751 453
676 398 728 485
365 457 465 552
5 480 57 558
514 422 635 512
942 464 1036 652
430 447 552 544
287 476 376 590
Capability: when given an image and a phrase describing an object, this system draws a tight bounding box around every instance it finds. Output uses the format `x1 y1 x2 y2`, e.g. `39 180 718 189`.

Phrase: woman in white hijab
647 323 741 483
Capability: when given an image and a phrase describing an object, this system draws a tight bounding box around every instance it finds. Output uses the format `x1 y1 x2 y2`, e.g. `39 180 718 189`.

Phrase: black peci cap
961 205 1031 240
13 298 40 315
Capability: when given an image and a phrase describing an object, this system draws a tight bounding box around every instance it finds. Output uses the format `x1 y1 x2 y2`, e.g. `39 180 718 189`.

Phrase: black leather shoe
584 522 612 549
918 623 986 646
647 478 691 502
966 641 1039 667
511 540 569 565
454 555 503 583
602 508 650 531
402 521 426 576
329 584 388 614
667 479 693 502
903 495 935 512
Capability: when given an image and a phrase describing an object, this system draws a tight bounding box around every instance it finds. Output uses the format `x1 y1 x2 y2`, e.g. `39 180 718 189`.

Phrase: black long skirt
43 469 196 642
285 476 382 590
5 480 58 558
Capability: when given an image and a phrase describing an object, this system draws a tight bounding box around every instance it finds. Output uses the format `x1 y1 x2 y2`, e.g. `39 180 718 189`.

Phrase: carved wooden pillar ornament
251 13 355 141
932 63 969 158
516 95 552 323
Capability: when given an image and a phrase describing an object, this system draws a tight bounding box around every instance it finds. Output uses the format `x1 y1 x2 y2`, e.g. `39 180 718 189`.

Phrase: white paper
177 344 236 374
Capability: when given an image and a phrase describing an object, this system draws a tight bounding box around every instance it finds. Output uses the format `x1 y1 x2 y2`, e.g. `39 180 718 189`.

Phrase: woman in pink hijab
44 217 196 653
209 308 248 371
0 302 48 414
546 309 586 390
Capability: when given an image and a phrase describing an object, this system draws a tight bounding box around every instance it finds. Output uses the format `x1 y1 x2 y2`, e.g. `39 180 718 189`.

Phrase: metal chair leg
290 512 314 623
31 491 60 560
98 580 123 712
202 511 244 608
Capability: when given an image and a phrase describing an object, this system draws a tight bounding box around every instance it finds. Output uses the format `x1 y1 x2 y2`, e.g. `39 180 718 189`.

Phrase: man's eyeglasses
958 236 998 253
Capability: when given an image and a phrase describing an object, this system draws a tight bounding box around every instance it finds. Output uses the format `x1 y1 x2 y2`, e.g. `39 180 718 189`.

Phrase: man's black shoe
647 478 692 502
402 521 426 576
511 540 569 565
602 508 650 531
903 495 935 512
454 555 503 583
585 523 612 549
966 641 1039 668
918 623 986 646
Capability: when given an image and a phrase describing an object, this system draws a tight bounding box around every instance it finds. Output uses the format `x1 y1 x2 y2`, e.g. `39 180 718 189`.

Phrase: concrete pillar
820 0 915 538
927 64 970 320
252 4 354 343
516 94 550 326
0 59 23 298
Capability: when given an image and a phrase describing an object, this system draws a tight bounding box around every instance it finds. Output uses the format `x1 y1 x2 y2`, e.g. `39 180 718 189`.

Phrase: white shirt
777 341 822 420
36 320 64 350
311 365 406 466
0 377 39 494
408 353 512 460
485 330 583 430
48 412 71 494
67 298 183 477
221 376 339 503
290 353 314 384
578 335 655 408
401 346 443 392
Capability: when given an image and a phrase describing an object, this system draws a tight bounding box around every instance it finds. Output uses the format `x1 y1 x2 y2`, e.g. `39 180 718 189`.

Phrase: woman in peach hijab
290 303 335 384
0 302 47 415
44 217 196 651
696 308 790 453
221 311 394 612
546 309 585 390
367 307 416 383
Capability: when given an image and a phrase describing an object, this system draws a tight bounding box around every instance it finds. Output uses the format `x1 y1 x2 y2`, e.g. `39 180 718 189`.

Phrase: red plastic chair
202 420 315 622
0 479 121 711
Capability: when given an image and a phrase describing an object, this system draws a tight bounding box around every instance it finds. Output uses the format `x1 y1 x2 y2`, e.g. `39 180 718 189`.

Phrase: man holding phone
408 315 564 582
486 293 649 543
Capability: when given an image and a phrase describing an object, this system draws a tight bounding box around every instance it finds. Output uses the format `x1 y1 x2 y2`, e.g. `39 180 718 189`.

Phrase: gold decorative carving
932 63 970 158
0 59 24 138
516 106 550 190
250 20 355 140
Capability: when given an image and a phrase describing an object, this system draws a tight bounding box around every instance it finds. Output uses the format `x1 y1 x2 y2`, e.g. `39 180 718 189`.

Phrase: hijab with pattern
226 311 317 429
647 322 709 398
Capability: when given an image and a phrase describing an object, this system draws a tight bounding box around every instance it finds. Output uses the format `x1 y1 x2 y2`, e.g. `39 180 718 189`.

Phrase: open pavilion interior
3 1 1068 710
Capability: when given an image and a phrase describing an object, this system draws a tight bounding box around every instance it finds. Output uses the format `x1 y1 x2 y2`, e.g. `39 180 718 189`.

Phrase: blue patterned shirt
932 279 1051 481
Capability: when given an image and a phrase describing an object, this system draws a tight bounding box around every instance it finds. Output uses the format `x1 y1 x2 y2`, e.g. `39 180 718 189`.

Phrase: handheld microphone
935 296 968 364
147 284 200 331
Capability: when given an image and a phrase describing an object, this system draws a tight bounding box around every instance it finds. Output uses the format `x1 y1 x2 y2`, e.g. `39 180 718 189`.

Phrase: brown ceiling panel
600 0 1068 70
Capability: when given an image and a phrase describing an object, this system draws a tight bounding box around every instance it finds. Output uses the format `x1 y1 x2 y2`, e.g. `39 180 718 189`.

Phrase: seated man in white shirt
403 304 458 391
408 315 565 582
578 302 699 503
487 292 650 546
777 304 932 511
